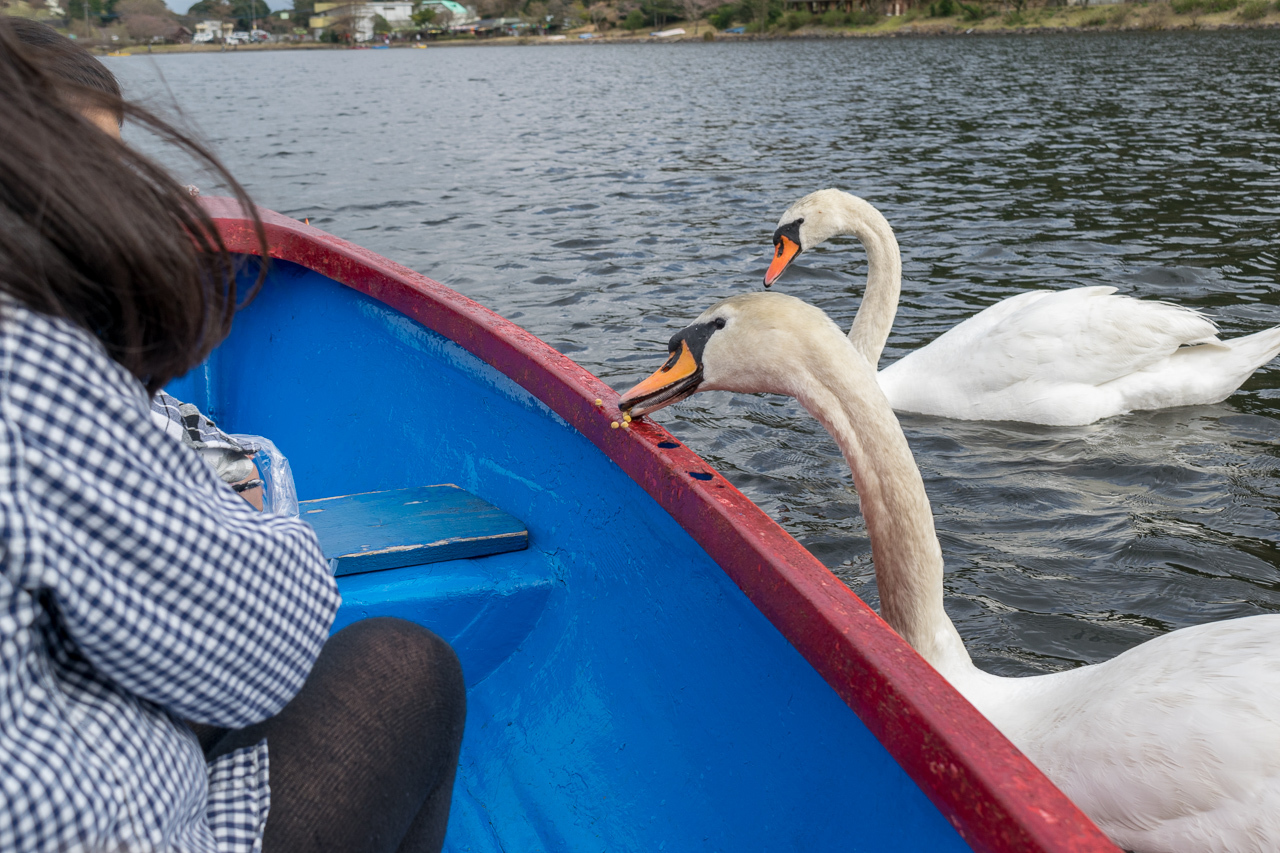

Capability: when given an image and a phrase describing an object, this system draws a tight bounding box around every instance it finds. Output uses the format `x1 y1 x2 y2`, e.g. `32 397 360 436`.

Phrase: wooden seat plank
301 485 528 576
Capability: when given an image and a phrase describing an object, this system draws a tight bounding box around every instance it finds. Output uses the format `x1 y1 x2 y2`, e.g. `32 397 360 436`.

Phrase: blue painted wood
300 485 528 576
332 551 553 689
167 258 973 853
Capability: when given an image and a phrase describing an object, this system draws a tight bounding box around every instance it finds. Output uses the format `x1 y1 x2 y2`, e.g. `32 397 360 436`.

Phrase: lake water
112 31 1280 676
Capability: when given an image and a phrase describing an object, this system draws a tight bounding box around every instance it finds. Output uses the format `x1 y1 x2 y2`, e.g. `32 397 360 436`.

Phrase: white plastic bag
230 434 299 517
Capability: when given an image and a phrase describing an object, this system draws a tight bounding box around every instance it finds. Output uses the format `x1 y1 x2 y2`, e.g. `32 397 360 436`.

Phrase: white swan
765 189 1280 426
617 291 1280 853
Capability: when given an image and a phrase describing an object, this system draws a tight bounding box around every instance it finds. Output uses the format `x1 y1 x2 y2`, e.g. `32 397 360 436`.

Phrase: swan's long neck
792 343 970 675
825 197 902 369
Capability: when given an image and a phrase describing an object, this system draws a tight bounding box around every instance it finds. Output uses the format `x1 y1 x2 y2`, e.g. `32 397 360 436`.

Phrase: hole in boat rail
688 471 713 481
658 441 679 449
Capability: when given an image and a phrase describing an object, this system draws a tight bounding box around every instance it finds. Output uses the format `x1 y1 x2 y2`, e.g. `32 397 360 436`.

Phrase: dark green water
115 31 1280 675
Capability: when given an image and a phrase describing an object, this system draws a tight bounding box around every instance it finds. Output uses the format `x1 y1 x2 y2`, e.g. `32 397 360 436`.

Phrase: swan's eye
772 218 804 250
713 318 726 330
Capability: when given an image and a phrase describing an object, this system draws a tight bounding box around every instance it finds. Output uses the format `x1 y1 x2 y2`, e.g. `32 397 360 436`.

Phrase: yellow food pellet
622 414 632 423
611 421 620 429
594 398 603 406
622 421 630 429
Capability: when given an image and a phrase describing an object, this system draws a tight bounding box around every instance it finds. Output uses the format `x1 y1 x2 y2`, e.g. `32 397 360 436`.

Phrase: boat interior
167 256 974 850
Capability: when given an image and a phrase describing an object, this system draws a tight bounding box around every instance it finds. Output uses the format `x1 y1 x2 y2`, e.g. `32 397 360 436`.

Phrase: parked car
250 29 271 41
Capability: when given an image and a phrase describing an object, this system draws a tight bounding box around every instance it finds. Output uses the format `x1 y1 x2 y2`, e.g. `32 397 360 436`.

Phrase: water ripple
116 31 1280 677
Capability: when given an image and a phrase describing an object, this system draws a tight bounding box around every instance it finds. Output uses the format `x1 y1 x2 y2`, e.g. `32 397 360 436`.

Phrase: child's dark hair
0 19 266 394
5 17 123 124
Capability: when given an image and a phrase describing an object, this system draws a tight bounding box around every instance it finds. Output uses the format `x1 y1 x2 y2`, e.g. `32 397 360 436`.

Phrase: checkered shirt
0 298 340 852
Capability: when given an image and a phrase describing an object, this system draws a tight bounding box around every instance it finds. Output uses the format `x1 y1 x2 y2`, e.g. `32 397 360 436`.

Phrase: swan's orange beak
618 340 703 417
764 235 800 287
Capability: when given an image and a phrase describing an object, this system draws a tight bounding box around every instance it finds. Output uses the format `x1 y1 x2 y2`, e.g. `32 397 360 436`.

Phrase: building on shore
781 0 912 15
419 0 479 27
452 15 523 34
309 0 477 40
310 0 411 39
194 19 233 41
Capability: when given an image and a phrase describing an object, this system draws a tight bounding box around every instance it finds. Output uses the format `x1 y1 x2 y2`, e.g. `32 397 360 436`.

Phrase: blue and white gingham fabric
0 297 341 852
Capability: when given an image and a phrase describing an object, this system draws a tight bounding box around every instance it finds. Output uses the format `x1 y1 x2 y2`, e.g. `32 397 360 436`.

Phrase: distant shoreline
94 4 1280 55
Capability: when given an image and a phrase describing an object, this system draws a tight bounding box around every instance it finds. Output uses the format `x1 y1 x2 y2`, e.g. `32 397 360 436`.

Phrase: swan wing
993 288 1219 384
879 287 1224 423
991 617 1280 853
1104 322 1280 413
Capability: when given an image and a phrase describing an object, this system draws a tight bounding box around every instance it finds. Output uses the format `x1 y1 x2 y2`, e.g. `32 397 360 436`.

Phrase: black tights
192 618 466 853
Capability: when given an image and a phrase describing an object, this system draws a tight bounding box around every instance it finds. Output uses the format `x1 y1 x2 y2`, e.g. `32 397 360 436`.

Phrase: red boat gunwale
204 197 1119 853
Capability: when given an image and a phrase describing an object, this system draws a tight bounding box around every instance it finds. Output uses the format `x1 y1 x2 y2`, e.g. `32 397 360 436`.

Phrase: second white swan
765 189 1280 426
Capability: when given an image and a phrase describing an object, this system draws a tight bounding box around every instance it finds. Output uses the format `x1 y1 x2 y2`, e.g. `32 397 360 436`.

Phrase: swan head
618 291 854 417
764 188 873 287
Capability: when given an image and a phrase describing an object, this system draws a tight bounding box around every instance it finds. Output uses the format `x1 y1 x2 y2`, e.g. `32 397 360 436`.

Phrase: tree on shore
476 0 521 16
742 0 777 28
187 0 264 29
550 0 588 28
520 0 547 29
410 0 436 26
588 0 617 29
117 0 181 42
327 10 359 36
291 0 316 29
187 0 229 20
677 0 714 30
